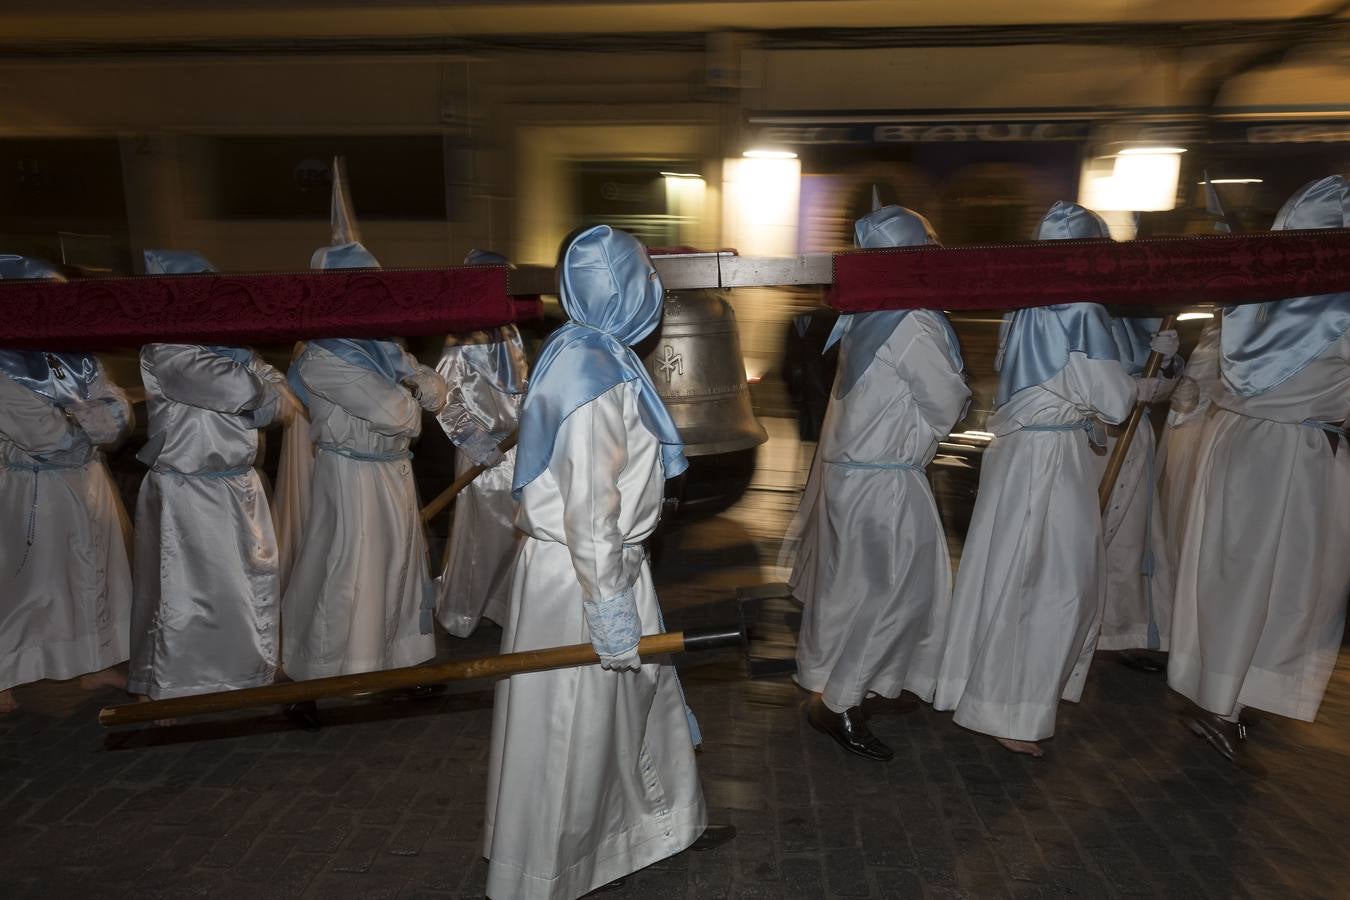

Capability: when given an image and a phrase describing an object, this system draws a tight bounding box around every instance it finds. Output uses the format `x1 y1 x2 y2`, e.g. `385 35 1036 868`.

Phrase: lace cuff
68 397 129 446
583 586 642 659
458 429 503 468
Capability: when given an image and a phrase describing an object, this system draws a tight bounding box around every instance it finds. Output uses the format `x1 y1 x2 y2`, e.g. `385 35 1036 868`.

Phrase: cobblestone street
3 428 1349 900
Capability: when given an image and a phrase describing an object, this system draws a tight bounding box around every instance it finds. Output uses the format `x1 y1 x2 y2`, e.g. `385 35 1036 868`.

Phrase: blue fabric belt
152 465 252 479
316 444 413 462
1303 419 1348 438
824 459 924 471
1016 420 1094 433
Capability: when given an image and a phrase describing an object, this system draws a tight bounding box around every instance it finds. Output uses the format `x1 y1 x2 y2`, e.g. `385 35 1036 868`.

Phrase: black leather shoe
284 700 322 732
690 824 737 852
1118 651 1165 673
1182 711 1267 776
805 696 893 761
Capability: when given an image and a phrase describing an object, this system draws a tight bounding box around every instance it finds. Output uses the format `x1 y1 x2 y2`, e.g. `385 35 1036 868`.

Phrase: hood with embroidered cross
1220 175 1350 396
0 255 103 405
824 203 963 398
511 225 686 500
994 202 1120 406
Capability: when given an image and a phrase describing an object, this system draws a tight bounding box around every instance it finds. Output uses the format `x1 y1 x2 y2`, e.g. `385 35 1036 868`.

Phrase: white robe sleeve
890 316 972 441
550 386 642 661
297 353 422 437
0 373 79 455
435 347 503 466
1054 351 1137 426
143 344 275 418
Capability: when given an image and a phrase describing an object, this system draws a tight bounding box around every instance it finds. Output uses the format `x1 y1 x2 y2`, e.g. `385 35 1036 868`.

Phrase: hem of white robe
1 637 130 692
1096 629 1170 652
793 668 935 711
483 799 706 900
949 693 1062 743
1166 650 1324 723
281 635 435 681
128 668 278 700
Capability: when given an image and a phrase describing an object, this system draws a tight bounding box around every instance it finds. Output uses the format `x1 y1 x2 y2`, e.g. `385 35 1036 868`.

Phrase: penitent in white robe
934 352 1136 741
128 345 285 699
1168 329 1350 722
281 346 441 679
434 329 524 637
790 312 970 710
0 367 133 691
484 382 705 900
1096 373 1178 652
1154 323 1221 585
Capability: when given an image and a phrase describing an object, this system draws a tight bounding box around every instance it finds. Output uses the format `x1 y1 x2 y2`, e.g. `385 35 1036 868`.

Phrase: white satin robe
1155 324 1221 583
281 346 442 679
789 312 970 711
934 352 1136 741
1096 372 1178 652
484 382 705 900
1168 329 1350 721
0 367 133 691
434 330 524 637
127 345 284 699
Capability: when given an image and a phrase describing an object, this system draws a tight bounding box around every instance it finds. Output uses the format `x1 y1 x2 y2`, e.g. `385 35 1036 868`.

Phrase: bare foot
80 666 128 692
136 694 176 727
996 737 1044 758
0 689 18 714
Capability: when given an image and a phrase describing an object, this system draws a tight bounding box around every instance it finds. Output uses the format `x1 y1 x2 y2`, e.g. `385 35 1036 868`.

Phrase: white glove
405 366 449 413
1136 377 1162 404
599 647 642 672
1150 328 1180 361
1170 378 1200 414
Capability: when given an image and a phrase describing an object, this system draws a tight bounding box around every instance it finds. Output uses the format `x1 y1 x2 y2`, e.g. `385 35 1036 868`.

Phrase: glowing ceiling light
1118 146 1188 156
743 149 798 160
1198 178 1263 185
1177 311 1215 321
660 171 703 179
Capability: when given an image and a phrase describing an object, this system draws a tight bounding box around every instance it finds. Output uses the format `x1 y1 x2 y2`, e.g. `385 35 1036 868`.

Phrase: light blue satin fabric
512 225 686 500
1221 175 1350 396
1110 318 1162 376
290 223 409 406
994 203 1119 406
142 249 253 367
143 248 215 276
310 241 380 269
461 249 528 395
0 255 100 403
824 206 963 398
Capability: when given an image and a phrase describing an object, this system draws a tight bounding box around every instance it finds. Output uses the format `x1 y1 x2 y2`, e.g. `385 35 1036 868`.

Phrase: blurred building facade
0 2 1348 375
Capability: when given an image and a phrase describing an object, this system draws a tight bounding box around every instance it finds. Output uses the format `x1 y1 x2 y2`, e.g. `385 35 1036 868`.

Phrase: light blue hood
511 225 686 500
824 204 963 397
143 249 253 366
1220 175 1350 396
994 202 1119 406
291 158 411 407
0 255 100 404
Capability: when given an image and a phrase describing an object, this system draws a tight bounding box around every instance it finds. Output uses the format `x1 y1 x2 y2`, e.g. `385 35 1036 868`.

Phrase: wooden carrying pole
98 626 744 727
420 432 518 523
1097 315 1177 514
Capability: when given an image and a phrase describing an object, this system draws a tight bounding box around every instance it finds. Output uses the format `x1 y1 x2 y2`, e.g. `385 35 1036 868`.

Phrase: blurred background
2 0 1349 537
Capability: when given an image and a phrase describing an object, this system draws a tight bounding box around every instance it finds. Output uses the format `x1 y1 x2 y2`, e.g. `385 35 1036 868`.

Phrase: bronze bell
643 289 767 456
